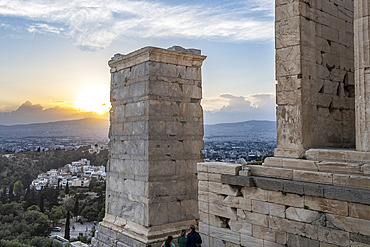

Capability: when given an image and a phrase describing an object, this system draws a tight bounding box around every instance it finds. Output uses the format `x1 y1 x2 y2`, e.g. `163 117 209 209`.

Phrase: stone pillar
92 46 206 247
275 0 355 158
355 0 370 151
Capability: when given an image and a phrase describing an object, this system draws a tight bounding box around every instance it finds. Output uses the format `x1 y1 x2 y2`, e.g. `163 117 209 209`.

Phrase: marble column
355 0 370 151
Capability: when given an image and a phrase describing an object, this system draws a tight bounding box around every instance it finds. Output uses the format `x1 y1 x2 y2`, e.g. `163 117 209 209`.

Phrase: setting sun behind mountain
74 85 110 114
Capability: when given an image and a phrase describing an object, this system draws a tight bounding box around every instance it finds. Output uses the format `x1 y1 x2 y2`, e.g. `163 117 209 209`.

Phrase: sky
0 0 276 125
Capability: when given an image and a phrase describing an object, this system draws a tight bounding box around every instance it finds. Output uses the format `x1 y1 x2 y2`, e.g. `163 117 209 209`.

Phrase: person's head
165 236 173 247
190 225 196 231
181 229 186 236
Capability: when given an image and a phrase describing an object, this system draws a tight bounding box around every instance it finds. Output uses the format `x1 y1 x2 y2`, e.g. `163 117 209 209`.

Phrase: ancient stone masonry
275 0 355 157
92 46 206 247
198 159 370 247
355 0 370 151
198 0 370 246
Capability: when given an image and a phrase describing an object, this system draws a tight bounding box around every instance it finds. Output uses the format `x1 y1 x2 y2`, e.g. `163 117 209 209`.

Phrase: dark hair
181 230 186 236
190 225 196 231
165 236 173 247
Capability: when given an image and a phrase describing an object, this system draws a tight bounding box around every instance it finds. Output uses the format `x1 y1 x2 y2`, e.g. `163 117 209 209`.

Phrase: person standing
162 236 175 247
178 230 187 247
185 225 202 247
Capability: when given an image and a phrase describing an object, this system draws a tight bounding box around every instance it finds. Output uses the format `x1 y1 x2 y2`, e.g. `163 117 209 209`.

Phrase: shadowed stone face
275 0 356 157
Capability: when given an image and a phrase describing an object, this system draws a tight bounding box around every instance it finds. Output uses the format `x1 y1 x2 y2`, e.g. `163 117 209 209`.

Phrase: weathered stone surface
207 182 240 196
293 170 333 185
333 174 370 189
276 0 355 157
350 233 370 245
283 159 319 171
326 214 370 236
324 185 370 205
244 211 270 227
221 174 254 187
241 187 268 201
268 191 304 208
318 227 350 246
240 234 264 247
355 0 370 152
252 225 276 242
208 225 240 244
248 165 293 179
229 219 252 235
263 157 284 167
286 233 319 247
252 177 284 191
201 162 242 175
269 216 306 236
349 203 370 220
317 161 363 175
305 196 348 216
94 46 206 246
286 207 324 224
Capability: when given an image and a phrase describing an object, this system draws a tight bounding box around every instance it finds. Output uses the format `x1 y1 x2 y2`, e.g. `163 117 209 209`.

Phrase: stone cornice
108 46 207 72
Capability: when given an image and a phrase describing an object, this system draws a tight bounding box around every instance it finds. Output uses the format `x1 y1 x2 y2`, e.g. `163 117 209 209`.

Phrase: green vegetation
0 147 107 246
0 146 108 191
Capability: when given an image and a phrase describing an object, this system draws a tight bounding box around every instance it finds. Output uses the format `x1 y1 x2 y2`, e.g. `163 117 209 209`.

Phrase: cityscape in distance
0 118 276 162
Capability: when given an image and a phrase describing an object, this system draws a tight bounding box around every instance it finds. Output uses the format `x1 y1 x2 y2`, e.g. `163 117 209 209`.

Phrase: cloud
203 93 275 124
27 23 64 34
0 0 274 50
0 101 107 125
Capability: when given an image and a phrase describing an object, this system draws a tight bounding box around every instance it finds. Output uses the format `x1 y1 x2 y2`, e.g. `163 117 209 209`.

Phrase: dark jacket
185 230 202 247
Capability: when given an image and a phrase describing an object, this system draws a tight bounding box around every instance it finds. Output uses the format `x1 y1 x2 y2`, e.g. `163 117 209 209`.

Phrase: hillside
204 120 276 142
0 118 109 140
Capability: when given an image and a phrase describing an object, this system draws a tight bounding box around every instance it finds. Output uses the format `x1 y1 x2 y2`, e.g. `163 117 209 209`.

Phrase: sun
74 85 110 114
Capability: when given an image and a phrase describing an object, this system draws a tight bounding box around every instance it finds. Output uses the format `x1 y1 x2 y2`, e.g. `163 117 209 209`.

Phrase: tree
13 180 24 201
64 211 70 240
2 187 8 204
39 195 45 213
24 209 51 236
74 198 79 220
8 184 14 202
65 182 69 195
91 225 96 237
49 206 66 226
27 205 41 212
57 178 62 190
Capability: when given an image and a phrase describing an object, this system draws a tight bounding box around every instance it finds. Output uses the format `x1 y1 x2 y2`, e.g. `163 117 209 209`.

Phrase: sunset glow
74 86 110 114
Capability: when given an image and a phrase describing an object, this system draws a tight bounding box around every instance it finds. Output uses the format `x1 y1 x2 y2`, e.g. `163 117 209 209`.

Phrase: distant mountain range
204 120 276 142
0 118 276 143
0 118 109 141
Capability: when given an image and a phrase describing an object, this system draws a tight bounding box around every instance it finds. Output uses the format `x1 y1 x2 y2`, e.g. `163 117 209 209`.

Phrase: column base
274 148 304 158
92 214 197 247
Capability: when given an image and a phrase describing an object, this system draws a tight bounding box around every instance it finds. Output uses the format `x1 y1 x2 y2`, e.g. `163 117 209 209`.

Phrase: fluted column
355 0 370 151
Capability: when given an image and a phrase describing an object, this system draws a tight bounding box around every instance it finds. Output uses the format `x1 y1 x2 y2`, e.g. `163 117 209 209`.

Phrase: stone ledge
220 174 254 187
220 175 370 205
263 157 367 176
350 233 370 245
247 163 370 190
305 149 370 163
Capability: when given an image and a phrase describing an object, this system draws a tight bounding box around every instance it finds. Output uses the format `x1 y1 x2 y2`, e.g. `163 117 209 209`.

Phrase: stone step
305 149 370 163
263 157 318 171
263 157 368 175
245 164 370 190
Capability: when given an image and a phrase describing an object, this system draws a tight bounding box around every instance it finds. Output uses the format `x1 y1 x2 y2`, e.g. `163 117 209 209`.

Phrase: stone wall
275 0 355 158
198 154 370 247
